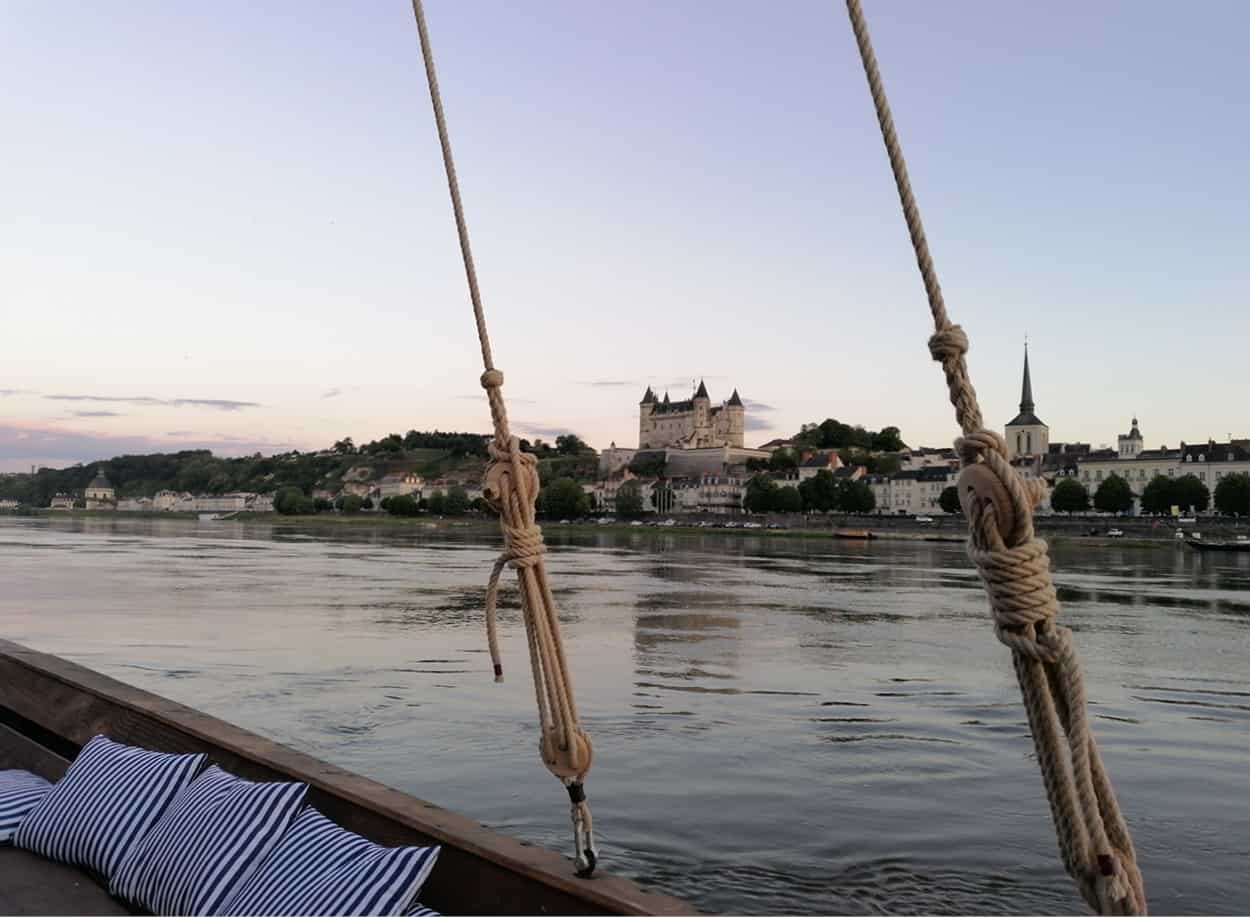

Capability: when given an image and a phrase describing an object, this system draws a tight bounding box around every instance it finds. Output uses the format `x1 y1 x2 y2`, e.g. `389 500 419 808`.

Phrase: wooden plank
0 848 130 915
0 640 694 916
0 722 70 781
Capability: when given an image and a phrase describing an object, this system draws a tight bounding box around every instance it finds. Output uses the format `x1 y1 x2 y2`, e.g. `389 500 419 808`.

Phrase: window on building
1168 468 1175 477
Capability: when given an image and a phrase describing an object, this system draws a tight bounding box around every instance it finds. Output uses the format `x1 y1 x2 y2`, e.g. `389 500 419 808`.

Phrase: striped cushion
13 735 205 877
219 807 440 916
0 770 53 843
404 906 441 917
110 765 308 915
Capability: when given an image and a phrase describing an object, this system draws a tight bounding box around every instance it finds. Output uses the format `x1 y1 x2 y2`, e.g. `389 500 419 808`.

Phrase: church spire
1019 343 1034 415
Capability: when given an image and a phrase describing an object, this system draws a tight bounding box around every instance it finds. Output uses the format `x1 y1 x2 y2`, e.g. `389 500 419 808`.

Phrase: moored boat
1186 537 1250 552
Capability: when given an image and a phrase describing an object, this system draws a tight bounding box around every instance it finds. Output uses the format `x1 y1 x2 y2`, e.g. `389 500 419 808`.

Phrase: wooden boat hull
0 639 694 916
833 529 875 540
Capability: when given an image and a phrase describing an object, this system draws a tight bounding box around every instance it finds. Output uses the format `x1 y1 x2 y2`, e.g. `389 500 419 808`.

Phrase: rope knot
503 522 546 570
480 368 504 389
955 429 1008 465
928 323 969 365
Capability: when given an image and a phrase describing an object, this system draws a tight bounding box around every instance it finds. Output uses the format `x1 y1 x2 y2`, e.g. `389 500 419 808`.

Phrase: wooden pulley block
541 729 595 781
957 462 1014 536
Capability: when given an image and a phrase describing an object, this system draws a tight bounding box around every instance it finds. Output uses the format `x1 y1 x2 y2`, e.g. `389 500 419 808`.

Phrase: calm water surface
1 516 1247 914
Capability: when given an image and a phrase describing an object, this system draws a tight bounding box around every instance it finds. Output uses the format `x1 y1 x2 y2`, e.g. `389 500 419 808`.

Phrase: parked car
630 520 643 527
1107 528 1124 538
915 515 934 523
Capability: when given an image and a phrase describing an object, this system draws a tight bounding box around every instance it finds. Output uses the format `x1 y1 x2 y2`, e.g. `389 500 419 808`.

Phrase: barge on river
0 639 693 915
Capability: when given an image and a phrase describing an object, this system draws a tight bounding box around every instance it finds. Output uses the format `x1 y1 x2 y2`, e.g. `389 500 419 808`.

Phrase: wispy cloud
0 388 33 397
321 388 343 399
577 375 730 392
514 421 576 440
0 424 297 471
743 399 776 413
744 417 775 433
453 394 537 404
44 394 261 411
72 410 123 418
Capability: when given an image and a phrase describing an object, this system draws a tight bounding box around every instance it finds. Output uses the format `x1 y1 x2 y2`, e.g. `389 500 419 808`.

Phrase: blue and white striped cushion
0 770 53 843
13 735 205 877
219 807 440 916
404 906 441 917
110 765 308 915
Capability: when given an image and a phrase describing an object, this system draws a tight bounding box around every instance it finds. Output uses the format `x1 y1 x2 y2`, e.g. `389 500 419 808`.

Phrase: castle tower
638 386 656 449
726 389 745 448
1117 417 1143 459
693 380 710 445
1005 344 1049 459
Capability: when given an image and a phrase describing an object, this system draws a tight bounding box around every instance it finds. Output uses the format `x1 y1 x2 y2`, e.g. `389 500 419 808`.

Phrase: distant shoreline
10 508 1221 550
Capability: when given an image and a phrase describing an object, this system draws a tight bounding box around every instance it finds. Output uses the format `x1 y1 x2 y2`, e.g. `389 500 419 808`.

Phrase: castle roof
1123 417 1142 440
88 470 112 489
640 386 656 405
694 379 709 399
727 388 742 407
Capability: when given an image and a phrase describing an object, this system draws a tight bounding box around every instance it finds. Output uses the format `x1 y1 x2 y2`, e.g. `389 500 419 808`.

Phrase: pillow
219 806 440 916
0 769 54 843
14 735 205 877
110 765 307 915
405 906 441 917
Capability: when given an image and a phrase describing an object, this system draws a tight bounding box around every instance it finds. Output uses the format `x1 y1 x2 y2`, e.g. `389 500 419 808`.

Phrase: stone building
84 469 115 505
1005 346 1049 460
639 381 745 450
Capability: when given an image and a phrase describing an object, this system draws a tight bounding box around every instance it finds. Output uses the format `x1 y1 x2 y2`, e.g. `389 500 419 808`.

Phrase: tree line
745 471 875 514
1047 472 1250 516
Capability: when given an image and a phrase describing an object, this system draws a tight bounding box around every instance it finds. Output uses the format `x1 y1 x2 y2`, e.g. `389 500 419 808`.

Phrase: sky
2 1 1247 471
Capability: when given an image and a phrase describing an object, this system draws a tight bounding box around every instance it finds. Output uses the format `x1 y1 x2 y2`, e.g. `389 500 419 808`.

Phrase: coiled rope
408 0 596 877
844 2 1145 913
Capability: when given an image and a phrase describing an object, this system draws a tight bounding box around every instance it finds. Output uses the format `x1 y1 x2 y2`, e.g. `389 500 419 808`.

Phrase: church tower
1005 344 1049 459
1118 417 1143 459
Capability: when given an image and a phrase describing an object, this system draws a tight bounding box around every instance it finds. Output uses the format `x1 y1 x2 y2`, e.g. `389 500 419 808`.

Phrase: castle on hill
639 381 744 450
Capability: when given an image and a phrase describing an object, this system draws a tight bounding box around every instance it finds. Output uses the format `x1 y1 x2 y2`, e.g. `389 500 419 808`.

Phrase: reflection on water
1 515 1247 914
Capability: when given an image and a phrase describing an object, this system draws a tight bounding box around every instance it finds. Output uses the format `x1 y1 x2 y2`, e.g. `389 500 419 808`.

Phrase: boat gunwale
0 639 696 916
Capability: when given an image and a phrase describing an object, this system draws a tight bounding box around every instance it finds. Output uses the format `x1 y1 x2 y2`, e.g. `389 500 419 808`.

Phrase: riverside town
3 3 1248 916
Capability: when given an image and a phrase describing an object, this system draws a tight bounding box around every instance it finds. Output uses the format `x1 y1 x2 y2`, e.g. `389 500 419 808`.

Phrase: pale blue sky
2 1 1247 470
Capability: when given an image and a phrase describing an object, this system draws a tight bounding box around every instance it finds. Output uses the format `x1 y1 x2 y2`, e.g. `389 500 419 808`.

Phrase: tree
1214 473 1250 517
615 481 644 518
333 438 356 455
274 486 309 515
361 496 374 510
798 470 838 512
768 449 798 472
1094 474 1134 515
1174 473 1209 513
774 486 803 513
379 496 392 511
337 494 363 513
426 491 447 515
743 476 778 513
836 479 876 513
939 485 962 516
1051 478 1089 514
628 454 667 478
385 494 420 516
555 434 591 456
1140 476 1176 515
871 426 906 452
444 486 469 515
313 497 333 513
541 478 589 518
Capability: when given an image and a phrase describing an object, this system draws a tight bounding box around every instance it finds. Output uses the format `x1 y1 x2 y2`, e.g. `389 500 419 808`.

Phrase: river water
1 516 1246 914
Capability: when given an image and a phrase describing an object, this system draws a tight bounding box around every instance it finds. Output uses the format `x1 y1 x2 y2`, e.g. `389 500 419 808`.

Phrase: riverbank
21 509 1223 550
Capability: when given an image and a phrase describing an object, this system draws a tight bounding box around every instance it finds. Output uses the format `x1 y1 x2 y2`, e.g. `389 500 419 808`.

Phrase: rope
409 0 597 877
844 1 1145 913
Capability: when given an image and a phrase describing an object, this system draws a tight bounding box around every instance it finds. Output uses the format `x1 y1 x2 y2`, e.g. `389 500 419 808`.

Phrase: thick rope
409 0 596 876
845 1 1144 913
